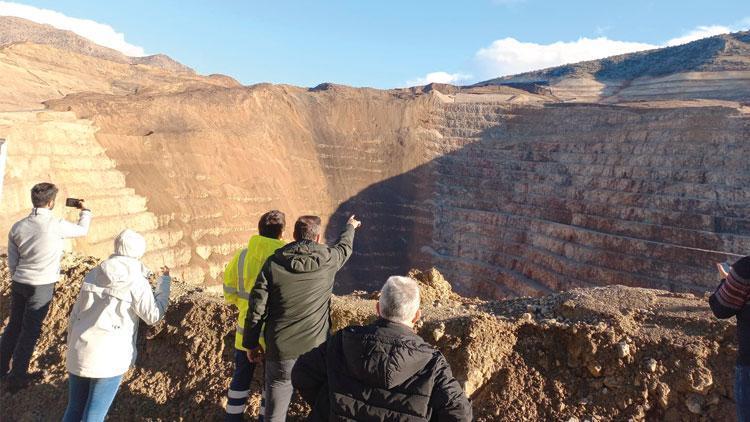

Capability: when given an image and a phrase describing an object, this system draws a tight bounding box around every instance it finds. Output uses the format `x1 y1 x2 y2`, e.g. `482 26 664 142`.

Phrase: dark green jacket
242 224 356 360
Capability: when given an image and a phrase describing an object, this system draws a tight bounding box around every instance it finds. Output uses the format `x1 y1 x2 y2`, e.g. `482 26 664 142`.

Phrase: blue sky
1 1 749 88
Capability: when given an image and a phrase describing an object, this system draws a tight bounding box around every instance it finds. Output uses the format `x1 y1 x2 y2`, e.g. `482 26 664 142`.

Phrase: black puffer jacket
292 319 472 421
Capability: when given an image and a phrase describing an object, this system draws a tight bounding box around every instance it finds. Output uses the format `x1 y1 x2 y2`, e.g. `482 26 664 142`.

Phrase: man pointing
243 215 361 421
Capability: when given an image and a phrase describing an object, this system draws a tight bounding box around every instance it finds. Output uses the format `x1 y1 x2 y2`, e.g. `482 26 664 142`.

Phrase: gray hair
379 276 420 324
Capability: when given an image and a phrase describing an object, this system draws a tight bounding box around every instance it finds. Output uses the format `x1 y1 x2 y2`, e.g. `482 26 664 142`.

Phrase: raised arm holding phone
709 256 750 422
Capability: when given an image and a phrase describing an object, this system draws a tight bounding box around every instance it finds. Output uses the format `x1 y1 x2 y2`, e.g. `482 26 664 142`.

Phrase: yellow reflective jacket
223 235 285 351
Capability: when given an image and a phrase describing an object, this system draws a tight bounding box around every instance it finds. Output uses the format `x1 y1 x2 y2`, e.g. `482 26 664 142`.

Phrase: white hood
114 229 146 259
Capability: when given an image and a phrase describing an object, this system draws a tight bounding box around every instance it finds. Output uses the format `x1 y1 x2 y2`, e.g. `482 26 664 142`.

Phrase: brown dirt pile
1 256 739 421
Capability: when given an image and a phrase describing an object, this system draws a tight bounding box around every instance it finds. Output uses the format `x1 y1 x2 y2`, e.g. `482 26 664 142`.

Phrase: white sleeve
7 229 19 278
131 275 171 326
59 210 92 239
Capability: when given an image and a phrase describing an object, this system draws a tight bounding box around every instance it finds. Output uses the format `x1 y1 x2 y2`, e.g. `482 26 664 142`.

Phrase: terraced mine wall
331 101 750 296
3 83 748 296
0 111 187 269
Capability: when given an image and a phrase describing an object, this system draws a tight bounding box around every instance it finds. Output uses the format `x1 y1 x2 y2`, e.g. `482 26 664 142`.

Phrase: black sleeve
710 280 738 319
330 224 356 270
429 354 473 422
292 340 329 408
242 259 272 350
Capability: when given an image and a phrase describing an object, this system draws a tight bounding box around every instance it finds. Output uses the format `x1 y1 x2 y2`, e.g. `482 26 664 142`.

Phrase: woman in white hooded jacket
62 229 170 422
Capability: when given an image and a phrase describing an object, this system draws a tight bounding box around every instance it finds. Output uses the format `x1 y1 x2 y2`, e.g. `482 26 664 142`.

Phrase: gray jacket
8 207 92 285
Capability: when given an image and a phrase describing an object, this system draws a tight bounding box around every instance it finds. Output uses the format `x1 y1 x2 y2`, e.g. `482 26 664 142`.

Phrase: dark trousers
0 281 55 378
264 359 296 422
738 364 750 422
225 350 258 422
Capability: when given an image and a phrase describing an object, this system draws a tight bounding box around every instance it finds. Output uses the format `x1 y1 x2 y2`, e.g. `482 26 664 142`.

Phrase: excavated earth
0 255 740 421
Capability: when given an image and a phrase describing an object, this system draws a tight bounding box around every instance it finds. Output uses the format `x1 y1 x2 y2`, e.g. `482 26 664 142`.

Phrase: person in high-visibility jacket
223 210 286 422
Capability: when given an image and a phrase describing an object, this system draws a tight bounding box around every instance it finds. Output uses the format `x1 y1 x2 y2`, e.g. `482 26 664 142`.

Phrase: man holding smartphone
709 256 750 421
1 182 92 392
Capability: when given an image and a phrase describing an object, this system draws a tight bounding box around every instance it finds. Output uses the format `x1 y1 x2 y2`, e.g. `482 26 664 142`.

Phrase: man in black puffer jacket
292 276 472 421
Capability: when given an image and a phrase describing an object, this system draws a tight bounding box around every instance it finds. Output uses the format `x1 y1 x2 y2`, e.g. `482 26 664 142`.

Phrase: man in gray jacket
1 182 92 390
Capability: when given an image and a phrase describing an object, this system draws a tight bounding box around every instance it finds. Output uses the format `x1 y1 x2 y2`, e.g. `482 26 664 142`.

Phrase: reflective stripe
223 285 238 295
225 404 247 414
237 291 250 300
228 389 251 399
237 249 248 297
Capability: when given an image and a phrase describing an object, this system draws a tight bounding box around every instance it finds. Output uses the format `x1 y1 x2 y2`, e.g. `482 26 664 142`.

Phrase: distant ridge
0 16 193 73
476 31 750 86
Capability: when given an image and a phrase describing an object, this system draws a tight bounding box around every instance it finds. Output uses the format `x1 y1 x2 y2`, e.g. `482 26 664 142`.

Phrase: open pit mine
1 16 749 421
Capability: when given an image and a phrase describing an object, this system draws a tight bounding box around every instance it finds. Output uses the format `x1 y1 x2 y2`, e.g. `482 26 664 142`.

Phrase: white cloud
406 71 473 86
665 25 732 46
475 37 657 77
0 1 145 56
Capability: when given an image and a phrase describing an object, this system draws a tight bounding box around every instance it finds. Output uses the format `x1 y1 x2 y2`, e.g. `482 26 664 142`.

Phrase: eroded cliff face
39 85 437 284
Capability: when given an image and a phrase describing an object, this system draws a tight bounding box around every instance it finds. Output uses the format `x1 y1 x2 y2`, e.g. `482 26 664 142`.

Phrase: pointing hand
347 215 362 229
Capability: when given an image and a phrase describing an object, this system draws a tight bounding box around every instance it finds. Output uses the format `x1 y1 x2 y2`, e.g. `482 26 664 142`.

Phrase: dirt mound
0 256 738 421
409 267 461 306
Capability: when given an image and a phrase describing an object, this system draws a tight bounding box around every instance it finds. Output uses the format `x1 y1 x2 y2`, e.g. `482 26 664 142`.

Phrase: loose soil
0 258 738 421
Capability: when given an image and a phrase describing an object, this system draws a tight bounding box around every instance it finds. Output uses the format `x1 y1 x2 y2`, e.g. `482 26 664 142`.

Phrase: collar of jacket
31 207 52 216
248 234 285 250
373 318 418 336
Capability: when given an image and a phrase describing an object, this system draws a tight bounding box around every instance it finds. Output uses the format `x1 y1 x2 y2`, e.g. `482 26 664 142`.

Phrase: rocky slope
0 19 748 298
476 31 750 103
0 17 194 73
0 255 739 421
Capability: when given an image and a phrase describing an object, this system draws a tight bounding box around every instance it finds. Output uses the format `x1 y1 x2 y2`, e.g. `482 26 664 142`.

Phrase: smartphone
717 262 731 280
65 198 83 208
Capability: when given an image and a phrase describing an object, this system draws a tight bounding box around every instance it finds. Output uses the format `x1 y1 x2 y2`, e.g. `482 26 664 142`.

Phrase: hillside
0 255 739 421
0 16 193 73
475 31 750 103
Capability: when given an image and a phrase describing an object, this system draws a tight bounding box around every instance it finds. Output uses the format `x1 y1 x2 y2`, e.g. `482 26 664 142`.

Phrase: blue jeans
62 373 122 422
737 365 750 422
225 350 258 422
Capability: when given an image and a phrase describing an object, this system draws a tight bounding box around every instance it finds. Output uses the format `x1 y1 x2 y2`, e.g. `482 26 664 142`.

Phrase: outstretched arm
59 208 92 239
132 268 171 326
330 215 361 270
710 264 750 319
